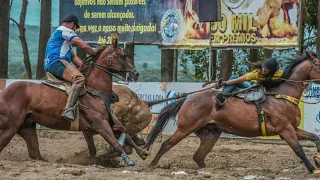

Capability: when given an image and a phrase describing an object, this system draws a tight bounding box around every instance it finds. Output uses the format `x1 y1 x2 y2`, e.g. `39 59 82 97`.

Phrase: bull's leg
17 121 45 160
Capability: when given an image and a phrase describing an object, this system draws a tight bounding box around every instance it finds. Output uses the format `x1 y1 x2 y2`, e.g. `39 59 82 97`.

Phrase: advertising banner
60 0 300 48
303 83 320 136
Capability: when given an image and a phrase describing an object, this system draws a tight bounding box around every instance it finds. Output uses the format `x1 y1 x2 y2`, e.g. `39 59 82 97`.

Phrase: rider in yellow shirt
203 58 283 105
216 58 282 93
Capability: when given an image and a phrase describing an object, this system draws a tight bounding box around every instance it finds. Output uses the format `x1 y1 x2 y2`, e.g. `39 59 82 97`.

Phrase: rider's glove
213 78 226 89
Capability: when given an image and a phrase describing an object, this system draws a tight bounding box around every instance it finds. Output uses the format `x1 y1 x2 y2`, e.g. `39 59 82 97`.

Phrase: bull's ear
111 34 118 49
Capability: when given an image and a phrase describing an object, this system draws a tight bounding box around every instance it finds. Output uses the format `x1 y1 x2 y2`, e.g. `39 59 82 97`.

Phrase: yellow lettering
243 14 248 32
91 12 107 18
232 14 242 33
248 14 257 31
107 0 124 5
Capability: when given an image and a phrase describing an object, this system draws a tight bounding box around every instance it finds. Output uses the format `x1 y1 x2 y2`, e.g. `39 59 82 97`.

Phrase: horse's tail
144 97 187 150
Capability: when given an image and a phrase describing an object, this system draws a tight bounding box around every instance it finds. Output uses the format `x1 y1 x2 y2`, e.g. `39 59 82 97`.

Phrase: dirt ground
0 130 320 180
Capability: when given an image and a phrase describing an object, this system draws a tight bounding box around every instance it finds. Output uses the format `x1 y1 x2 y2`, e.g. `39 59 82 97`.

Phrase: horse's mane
260 51 315 89
80 45 108 76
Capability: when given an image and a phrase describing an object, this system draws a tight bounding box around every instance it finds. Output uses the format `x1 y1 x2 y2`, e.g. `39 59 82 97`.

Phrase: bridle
90 46 136 82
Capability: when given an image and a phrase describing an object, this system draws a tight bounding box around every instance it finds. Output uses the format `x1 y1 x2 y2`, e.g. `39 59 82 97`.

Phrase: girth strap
275 94 300 106
86 90 116 125
254 101 267 136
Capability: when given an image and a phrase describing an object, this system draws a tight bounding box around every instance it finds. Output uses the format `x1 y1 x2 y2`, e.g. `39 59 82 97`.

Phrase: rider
44 14 96 121
209 58 283 103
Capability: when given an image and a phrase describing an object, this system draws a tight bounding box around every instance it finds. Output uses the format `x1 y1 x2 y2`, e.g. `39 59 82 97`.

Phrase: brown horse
145 52 320 174
0 37 145 166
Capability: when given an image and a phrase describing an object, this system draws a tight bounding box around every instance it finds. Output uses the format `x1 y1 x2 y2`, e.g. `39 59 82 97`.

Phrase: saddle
216 83 267 136
42 72 119 131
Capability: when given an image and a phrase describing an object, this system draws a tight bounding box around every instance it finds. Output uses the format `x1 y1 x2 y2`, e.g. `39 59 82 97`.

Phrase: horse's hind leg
279 125 318 173
17 121 44 160
193 124 222 168
296 128 320 168
125 135 149 160
149 128 189 166
296 128 320 152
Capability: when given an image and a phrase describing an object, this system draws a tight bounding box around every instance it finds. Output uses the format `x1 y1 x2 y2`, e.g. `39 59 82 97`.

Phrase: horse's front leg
82 131 96 164
92 119 135 166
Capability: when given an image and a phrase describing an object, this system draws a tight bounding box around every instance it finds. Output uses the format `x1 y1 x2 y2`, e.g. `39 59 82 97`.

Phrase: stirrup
62 108 76 121
215 93 226 110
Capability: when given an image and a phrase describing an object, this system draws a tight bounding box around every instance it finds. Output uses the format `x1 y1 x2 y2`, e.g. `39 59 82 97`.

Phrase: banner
60 0 300 48
212 0 300 48
303 84 320 136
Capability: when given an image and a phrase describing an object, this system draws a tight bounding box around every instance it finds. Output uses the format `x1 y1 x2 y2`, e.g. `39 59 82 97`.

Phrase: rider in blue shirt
45 14 96 121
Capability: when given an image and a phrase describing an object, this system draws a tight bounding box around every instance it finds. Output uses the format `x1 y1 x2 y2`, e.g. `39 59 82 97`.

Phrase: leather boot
62 84 82 121
215 93 226 110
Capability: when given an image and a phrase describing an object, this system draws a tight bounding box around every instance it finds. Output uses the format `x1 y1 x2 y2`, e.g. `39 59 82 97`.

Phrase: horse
0 36 147 166
145 52 320 174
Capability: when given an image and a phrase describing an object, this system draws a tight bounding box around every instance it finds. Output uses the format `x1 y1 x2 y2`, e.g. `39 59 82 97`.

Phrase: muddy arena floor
0 130 320 180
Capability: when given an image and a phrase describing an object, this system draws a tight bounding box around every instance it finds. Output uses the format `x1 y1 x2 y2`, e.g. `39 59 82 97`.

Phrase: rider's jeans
223 75 253 93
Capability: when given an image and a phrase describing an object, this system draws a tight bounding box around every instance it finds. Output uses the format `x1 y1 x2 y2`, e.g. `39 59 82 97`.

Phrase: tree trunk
0 0 10 78
126 43 134 65
161 49 174 82
317 0 320 54
220 50 233 80
11 0 32 78
249 49 259 63
263 49 273 59
211 50 217 81
173 49 178 82
36 0 52 79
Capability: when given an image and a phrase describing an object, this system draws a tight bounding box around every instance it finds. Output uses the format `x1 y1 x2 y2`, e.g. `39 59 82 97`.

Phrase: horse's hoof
140 155 147 160
313 154 320 168
313 169 320 174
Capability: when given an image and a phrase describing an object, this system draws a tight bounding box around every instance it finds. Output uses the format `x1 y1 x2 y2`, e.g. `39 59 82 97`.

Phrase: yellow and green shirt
244 69 283 83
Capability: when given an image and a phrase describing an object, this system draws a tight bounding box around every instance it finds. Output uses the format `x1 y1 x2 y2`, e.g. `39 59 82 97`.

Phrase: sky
10 0 60 26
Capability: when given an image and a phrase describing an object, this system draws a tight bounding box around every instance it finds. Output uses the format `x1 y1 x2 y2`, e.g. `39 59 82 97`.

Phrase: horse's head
94 35 139 82
306 51 320 84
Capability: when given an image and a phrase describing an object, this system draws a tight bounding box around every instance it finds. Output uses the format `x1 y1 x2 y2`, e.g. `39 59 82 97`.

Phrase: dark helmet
62 14 79 28
262 58 278 73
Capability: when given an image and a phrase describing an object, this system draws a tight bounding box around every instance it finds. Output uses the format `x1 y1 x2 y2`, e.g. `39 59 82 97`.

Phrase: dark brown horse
145 52 320 174
0 36 145 166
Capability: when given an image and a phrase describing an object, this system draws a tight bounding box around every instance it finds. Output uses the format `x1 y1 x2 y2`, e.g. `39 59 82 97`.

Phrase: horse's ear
111 34 118 49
